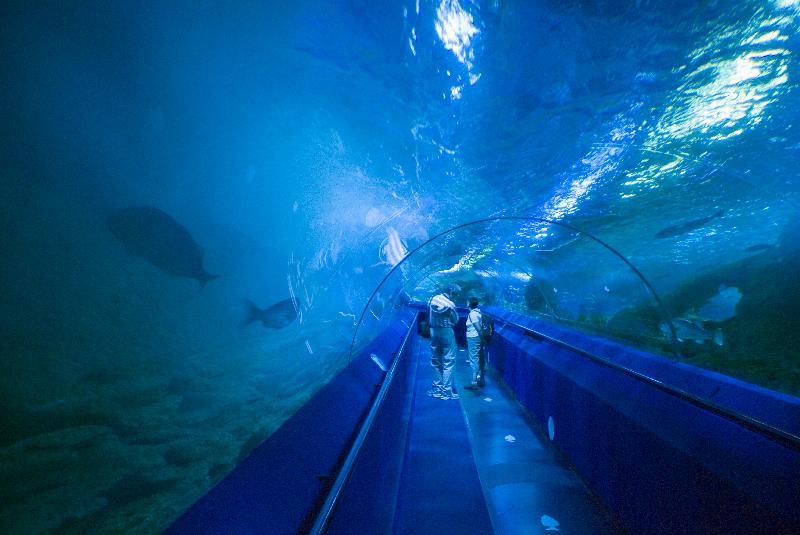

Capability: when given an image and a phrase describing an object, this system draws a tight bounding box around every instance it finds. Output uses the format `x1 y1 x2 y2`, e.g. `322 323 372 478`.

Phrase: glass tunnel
1 0 799 533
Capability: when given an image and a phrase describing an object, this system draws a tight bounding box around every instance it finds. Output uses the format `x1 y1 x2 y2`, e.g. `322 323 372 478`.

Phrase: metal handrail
493 314 800 452
308 318 417 535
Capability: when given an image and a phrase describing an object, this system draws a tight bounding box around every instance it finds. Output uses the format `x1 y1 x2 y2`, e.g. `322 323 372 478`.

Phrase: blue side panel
166 312 413 535
325 319 418 534
486 308 800 534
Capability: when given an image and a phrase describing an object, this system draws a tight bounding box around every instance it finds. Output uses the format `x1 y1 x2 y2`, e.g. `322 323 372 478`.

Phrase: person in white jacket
427 289 460 400
464 297 484 390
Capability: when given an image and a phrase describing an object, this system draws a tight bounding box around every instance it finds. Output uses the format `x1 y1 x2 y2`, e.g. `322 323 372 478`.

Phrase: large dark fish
106 206 219 287
654 210 724 239
242 298 298 329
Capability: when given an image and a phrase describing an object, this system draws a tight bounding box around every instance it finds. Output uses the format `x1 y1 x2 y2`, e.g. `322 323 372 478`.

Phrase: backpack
480 314 494 344
470 310 494 344
418 318 431 338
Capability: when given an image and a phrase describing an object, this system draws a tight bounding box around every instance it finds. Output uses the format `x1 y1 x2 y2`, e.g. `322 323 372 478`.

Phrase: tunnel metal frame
349 216 679 361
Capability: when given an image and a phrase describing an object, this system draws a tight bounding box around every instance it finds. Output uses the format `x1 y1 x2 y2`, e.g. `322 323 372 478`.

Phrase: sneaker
426 388 438 397
449 391 460 400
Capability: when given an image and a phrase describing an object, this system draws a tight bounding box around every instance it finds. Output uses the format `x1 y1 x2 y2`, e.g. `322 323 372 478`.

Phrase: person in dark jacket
427 289 460 400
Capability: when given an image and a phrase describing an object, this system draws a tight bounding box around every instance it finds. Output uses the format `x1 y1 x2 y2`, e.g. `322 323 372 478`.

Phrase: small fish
541 514 561 531
744 243 775 253
655 210 724 239
661 318 723 346
242 298 298 329
381 227 407 267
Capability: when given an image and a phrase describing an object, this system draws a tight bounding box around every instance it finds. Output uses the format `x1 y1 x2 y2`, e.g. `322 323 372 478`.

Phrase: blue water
1 0 799 532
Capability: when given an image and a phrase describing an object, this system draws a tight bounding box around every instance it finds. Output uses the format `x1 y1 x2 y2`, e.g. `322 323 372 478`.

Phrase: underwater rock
100 473 178 508
53 511 105 535
178 392 217 414
163 446 197 468
606 305 662 343
207 462 231 481
14 425 110 451
105 378 169 409
80 369 129 384
0 427 115 526
166 374 210 395
652 247 800 395
7 484 109 534
106 206 219 287
174 391 242 428
524 278 557 315
0 401 117 448
236 428 269 464
696 285 742 322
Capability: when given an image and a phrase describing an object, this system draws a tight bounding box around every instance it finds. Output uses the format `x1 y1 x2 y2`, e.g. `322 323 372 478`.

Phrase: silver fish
655 210 724 239
661 318 723 346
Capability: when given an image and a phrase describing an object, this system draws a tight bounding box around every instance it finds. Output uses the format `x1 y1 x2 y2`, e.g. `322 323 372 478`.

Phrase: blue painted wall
325 318 418 534
486 307 800 534
166 310 414 535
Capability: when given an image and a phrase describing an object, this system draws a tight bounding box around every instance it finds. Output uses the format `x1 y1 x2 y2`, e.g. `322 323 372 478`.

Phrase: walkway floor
448 342 620 534
393 336 495 535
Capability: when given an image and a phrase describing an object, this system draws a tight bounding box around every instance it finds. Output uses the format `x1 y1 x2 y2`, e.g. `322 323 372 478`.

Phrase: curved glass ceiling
1 0 799 532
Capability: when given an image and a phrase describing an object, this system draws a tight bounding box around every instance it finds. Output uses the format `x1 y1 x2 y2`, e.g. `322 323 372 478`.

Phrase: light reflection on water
434 0 481 100
627 6 795 193
435 0 479 69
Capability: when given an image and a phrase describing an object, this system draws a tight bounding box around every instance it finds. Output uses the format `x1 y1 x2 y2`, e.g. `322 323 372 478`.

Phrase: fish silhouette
541 514 560 531
106 206 219 287
242 298 298 329
743 243 775 253
655 210 724 239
